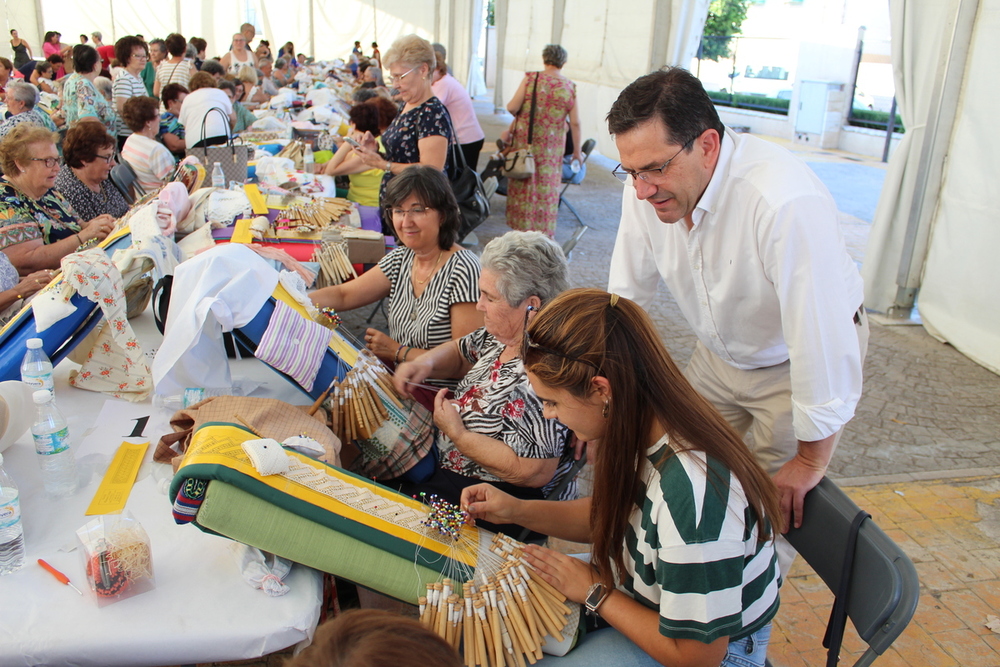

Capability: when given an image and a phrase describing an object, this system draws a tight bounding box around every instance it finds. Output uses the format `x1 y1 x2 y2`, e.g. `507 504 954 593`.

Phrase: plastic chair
559 138 597 257
768 477 919 667
109 161 146 206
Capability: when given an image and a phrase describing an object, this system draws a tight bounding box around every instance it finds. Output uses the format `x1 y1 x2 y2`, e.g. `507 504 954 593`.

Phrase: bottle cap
27 338 42 349
32 390 52 404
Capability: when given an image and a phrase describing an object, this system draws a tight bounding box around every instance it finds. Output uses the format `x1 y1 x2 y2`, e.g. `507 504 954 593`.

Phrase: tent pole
889 0 979 319
309 0 315 59
493 0 508 113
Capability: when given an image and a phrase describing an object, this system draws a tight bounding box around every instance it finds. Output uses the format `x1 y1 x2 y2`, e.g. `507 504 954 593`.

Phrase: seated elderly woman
0 124 114 272
54 121 129 221
121 96 176 193
311 166 482 393
217 79 256 134
0 251 54 324
179 72 234 149
389 230 574 534
0 81 57 139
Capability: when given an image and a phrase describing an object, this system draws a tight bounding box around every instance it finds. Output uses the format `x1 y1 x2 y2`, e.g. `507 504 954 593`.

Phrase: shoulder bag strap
526 72 539 146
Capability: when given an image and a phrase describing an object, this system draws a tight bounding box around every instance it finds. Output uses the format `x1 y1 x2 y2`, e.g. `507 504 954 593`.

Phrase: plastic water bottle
0 453 25 575
570 159 581 174
20 338 54 393
211 162 225 188
303 143 315 174
30 390 77 498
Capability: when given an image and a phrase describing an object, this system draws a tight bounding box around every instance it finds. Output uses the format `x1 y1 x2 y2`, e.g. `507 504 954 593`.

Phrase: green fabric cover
196 481 441 604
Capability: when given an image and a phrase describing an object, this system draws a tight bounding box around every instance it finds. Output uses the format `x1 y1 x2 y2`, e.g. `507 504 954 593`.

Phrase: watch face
586 583 606 609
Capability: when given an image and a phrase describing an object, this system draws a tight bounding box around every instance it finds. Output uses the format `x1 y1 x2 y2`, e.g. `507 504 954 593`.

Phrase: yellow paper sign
231 218 254 244
85 441 149 515
243 183 269 215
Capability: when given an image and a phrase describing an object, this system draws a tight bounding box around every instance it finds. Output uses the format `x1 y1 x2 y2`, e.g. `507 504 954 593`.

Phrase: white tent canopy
1 0 483 86
862 0 1000 374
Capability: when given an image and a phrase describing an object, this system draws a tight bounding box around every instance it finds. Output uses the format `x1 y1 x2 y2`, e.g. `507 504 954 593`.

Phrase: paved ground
184 100 1000 667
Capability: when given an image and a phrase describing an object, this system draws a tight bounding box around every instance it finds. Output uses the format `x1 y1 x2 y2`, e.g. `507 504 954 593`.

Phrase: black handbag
445 116 491 240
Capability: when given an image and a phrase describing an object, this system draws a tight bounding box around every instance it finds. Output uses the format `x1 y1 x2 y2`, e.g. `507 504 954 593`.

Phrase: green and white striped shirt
615 436 780 643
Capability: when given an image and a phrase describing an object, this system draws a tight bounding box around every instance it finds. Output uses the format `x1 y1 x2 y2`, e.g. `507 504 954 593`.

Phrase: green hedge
849 108 905 134
707 90 790 116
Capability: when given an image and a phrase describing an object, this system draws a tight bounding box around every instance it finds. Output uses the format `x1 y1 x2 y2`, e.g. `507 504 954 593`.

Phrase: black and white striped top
379 245 480 356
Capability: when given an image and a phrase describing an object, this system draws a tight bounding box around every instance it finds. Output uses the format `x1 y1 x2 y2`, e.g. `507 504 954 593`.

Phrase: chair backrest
109 161 145 205
579 138 597 162
785 477 919 667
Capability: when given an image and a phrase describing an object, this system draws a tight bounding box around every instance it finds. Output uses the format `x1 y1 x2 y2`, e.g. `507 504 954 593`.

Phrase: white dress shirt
608 129 865 442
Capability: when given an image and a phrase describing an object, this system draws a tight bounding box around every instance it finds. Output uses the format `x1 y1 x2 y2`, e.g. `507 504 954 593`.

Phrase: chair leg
365 298 386 324
561 223 590 258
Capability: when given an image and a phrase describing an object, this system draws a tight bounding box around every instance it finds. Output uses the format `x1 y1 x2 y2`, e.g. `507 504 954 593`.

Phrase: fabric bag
186 107 252 185
445 116 491 240
502 74 539 180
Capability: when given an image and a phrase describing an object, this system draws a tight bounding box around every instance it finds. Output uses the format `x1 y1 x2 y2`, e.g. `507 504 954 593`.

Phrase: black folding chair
768 477 920 667
558 138 597 257
109 161 146 206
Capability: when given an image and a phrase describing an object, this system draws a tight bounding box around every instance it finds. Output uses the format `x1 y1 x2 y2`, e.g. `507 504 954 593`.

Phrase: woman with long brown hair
462 288 782 666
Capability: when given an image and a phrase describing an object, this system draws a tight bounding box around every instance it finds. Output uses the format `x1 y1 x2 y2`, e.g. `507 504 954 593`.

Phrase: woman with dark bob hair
0 124 115 272
462 289 781 667
54 122 129 221
311 165 482 376
62 45 118 135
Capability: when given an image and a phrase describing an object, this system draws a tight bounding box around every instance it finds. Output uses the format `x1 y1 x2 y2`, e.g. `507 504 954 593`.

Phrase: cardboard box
346 236 387 264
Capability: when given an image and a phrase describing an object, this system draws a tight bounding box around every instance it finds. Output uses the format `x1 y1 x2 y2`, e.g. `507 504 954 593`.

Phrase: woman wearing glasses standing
112 36 149 151
0 125 114 272
503 44 582 238
54 122 129 221
311 167 482 400
352 34 453 236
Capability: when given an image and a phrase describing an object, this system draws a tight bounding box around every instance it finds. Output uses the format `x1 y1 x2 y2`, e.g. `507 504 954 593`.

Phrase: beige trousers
684 309 870 576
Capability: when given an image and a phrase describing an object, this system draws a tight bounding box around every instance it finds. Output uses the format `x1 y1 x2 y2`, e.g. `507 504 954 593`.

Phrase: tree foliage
700 0 750 62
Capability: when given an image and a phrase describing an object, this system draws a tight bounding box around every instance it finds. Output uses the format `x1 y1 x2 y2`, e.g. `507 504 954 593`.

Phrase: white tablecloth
0 310 323 667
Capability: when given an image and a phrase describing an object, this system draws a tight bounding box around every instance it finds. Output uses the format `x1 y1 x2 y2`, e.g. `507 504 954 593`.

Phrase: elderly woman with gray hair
390 230 575 535
502 44 582 238
0 82 57 139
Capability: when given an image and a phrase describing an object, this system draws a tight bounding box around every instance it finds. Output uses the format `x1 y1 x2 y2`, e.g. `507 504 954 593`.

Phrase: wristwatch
584 582 611 616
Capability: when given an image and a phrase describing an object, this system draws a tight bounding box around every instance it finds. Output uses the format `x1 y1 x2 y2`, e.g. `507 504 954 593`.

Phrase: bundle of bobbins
309 350 408 457
280 197 353 232
311 241 358 287
417 505 574 667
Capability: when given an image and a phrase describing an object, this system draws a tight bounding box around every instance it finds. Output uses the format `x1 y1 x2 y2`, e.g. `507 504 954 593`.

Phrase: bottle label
0 493 20 529
33 427 70 455
22 373 54 391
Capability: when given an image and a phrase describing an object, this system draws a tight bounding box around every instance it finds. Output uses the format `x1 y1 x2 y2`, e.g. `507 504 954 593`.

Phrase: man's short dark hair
606 67 726 147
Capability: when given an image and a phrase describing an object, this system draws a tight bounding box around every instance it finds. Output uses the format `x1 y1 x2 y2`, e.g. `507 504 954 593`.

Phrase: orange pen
37 558 83 595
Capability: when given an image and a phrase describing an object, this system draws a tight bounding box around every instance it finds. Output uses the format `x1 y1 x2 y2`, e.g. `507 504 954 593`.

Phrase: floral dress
62 73 119 136
506 72 576 237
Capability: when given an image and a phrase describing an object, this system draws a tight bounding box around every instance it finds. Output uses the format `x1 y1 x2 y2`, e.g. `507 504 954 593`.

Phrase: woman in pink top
431 54 485 170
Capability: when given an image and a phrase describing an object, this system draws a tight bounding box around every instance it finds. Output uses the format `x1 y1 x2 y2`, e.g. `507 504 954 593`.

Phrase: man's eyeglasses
387 65 419 85
612 139 693 183
390 206 434 218
30 157 61 168
521 306 601 372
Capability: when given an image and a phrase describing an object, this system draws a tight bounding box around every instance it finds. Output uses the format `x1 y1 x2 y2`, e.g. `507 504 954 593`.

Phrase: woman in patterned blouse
61 45 119 136
0 124 115 272
352 34 453 235
54 121 129 222
390 230 575 536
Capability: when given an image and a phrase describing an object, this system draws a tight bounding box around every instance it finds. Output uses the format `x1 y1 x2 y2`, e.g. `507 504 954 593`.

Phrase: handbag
186 107 252 186
503 74 539 180
445 116 491 240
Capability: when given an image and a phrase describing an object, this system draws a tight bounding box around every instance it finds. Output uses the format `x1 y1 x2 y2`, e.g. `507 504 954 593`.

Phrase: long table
0 309 324 667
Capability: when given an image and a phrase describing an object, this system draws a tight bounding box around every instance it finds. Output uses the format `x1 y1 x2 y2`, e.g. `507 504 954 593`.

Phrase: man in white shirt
607 68 867 544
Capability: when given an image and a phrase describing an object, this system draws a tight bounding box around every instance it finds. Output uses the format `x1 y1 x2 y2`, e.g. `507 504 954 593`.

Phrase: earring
602 400 609 419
